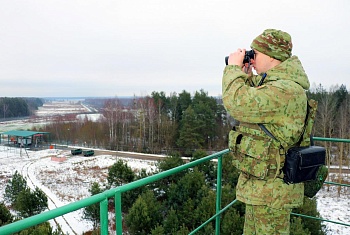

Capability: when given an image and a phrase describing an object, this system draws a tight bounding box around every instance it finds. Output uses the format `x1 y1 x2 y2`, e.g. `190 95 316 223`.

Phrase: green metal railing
0 137 349 234
313 136 350 143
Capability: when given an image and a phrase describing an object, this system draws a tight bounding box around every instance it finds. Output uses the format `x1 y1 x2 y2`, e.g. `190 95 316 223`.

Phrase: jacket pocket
228 129 243 151
239 135 271 161
230 132 275 179
234 155 269 179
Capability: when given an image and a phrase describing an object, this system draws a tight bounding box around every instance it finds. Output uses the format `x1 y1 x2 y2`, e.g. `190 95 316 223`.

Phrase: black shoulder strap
258 73 267 86
258 124 278 141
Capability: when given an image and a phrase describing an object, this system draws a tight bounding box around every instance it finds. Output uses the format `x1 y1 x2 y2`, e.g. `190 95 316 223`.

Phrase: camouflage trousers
243 204 291 235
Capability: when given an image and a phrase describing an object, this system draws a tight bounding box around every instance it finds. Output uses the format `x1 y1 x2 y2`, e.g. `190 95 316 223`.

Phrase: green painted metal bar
100 198 108 235
215 156 223 235
291 212 350 227
115 149 230 194
324 181 350 187
313 137 350 143
115 190 123 235
0 191 112 235
291 181 350 228
189 199 238 235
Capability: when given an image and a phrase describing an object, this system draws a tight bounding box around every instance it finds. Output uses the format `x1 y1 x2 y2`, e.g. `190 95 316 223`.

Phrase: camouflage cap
250 29 292 62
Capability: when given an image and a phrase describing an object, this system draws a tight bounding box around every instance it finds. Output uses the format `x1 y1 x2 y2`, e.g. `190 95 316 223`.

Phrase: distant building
1 130 50 148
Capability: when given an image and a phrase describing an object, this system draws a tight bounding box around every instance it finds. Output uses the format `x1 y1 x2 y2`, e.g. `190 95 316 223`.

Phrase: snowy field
0 146 158 234
36 101 91 117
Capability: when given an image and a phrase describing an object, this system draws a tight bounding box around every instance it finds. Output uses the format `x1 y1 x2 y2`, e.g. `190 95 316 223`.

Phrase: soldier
222 29 310 234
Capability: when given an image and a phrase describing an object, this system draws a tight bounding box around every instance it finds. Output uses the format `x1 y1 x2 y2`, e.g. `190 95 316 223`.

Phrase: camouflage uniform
222 29 310 234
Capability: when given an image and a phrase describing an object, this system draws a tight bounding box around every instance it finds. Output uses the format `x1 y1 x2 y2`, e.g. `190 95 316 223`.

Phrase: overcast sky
0 0 349 98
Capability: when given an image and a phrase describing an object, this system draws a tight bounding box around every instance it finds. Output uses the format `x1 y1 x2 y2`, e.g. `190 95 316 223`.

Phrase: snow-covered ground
0 146 158 234
36 101 91 117
0 146 349 234
317 174 350 234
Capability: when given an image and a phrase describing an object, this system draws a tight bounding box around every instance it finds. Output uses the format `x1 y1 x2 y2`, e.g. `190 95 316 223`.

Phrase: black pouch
283 146 326 184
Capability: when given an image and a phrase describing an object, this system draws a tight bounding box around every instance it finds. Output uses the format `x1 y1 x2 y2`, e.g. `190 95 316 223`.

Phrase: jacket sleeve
222 65 292 124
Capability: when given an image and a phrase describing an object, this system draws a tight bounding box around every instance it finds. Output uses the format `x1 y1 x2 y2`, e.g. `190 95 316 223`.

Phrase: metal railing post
100 198 108 234
115 190 123 235
215 155 223 235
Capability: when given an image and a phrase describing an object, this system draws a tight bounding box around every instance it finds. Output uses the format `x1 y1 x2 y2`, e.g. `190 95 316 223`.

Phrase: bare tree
147 98 157 152
103 98 122 147
133 97 147 152
315 87 337 172
336 95 350 195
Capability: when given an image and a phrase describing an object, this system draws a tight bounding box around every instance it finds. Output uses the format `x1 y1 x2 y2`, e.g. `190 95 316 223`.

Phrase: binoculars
225 50 255 65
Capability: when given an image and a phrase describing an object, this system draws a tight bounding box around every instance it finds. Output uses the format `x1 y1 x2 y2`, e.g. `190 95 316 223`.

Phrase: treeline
40 89 230 156
40 85 349 159
0 97 44 119
307 84 349 139
307 84 350 170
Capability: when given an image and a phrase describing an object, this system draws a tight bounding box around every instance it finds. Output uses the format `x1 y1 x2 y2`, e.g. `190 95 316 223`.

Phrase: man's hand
228 48 245 67
242 62 253 75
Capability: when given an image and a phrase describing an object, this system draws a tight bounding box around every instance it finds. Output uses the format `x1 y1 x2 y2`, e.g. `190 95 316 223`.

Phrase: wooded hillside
0 97 44 119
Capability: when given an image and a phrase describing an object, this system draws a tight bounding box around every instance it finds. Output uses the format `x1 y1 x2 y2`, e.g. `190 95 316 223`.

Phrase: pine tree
125 190 162 235
14 186 48 218
290 217 311 235
221 208 244 235
16 221 66 235
292 197 326 235
150 224 165 235
107 159 135 187
0 202 13 226
163 208 179 234
4 170 27 204
166 169 205 211
84 182 102 229
177 105 204 156
154 153 186 200
191 150 217 185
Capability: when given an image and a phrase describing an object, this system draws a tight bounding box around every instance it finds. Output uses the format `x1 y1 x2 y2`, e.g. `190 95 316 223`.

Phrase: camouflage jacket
222 56 310 209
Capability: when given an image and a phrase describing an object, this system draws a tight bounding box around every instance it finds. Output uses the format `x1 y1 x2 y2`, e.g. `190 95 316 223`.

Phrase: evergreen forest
0 97 44 119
